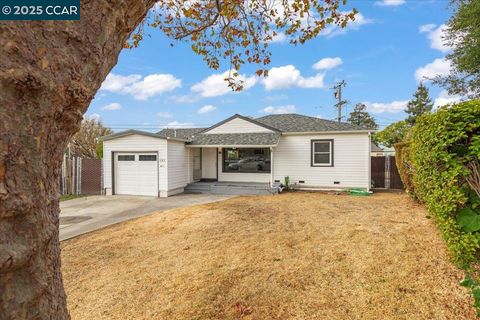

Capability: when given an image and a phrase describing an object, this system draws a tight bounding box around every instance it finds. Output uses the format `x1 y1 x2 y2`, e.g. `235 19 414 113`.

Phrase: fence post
385 155 391 189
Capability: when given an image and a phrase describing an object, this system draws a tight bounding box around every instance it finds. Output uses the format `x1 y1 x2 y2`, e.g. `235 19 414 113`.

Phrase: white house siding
204 117 273 134
167 140 189 195
102 134 168 195
216 150 271 183
273 133 370 190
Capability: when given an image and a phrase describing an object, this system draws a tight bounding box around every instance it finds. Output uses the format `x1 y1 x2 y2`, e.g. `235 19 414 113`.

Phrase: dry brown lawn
62 192 476 320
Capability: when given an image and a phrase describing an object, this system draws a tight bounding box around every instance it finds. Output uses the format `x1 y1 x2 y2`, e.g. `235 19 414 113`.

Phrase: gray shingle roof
188 132 281 146
155 113 371 146
157 128 206 140
255 114 370 132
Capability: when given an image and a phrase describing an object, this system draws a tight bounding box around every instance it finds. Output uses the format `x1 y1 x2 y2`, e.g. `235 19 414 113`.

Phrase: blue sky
87 0 459 132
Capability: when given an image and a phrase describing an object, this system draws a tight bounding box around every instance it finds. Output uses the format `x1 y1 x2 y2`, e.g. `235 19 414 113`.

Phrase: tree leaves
433 0 480 98
405 83 433 125
373 121 410 148
457 207 480 233
347 103 378 130
133 0 357 91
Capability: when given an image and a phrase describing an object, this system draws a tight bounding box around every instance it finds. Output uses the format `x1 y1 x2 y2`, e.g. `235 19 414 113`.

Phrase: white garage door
114 153 158 196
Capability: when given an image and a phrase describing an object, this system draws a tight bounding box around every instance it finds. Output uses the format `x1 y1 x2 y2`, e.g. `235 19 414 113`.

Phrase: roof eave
282 130 374 135
100 129 188 142
185 144 278 148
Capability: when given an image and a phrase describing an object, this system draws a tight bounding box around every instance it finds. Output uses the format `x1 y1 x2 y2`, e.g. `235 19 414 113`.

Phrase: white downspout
368 132 372 192
270 146 274 188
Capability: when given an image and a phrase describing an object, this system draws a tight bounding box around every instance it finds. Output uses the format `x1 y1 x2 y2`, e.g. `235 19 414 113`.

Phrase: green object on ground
348 188 370 196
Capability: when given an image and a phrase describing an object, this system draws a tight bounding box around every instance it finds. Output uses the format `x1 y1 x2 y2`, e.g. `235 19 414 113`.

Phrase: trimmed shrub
409 100 480 266
394 141 415 196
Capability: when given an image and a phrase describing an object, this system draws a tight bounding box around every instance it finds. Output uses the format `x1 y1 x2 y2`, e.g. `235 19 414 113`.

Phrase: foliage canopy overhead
129 0 357 90
435 0 480 98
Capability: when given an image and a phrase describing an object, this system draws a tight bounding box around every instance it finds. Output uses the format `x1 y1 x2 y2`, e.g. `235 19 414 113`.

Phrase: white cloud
261 105 297 114
169 94 200 104
321 12 372 38
415 58 451 82
127 74 182 100
434 90 463 108
100 73 181 100
101 102 122 111
312 57 343 70
157 112 173 118
165 121 195 128
375 0 406 6
262 65 325 90
88 113 101 120
100 74 141 92
364 100 409 113
197 104 216 114
270 32 288 44
191 71 257 97
419 24 436 33
419 24 452 53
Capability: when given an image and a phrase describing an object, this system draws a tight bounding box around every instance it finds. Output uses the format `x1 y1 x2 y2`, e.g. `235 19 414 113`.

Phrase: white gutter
283 130 374 135
185 144 278 148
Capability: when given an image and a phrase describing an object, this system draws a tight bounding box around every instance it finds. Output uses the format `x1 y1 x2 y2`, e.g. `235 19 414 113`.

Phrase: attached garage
101 130 190 197
114 153 158 196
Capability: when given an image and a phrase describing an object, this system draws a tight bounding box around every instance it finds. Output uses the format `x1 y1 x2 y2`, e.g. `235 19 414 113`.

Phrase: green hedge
409 100 480 266
394 141 415 196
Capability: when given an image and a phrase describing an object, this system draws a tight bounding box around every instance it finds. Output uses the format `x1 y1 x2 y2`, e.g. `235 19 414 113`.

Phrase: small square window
311 140 333 167
118 155 135 161
139 155 157 161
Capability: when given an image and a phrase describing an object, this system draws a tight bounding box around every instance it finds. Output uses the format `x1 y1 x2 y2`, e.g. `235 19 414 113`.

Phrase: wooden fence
371 156 404 190
60 156 102 195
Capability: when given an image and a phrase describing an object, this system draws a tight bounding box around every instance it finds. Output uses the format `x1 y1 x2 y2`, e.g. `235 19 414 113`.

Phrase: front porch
185 181 279 195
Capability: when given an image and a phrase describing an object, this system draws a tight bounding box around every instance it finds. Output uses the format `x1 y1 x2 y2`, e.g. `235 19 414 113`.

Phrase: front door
192 148 202 181
201 148 217 180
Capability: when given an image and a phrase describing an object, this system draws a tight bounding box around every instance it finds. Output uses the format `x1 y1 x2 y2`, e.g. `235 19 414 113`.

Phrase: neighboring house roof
100 129 187 142
255 114 371 132
188 132 281 146
158 128 206 140
370 142 384 152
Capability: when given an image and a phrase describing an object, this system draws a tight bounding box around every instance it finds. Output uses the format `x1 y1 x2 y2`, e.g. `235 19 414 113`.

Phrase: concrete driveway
59 193 233 241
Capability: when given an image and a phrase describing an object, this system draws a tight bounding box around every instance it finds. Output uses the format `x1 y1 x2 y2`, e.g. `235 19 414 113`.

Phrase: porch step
185 182 278 196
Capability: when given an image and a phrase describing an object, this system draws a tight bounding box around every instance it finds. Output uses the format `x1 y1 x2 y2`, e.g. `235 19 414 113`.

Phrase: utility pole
333 80 347 123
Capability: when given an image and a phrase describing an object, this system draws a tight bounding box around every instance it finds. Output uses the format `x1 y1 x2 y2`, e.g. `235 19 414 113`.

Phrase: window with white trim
311 140 333 166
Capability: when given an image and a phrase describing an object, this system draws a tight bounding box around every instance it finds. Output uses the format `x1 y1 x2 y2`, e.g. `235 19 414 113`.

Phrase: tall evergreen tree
347 103 379 129
405 83 433 125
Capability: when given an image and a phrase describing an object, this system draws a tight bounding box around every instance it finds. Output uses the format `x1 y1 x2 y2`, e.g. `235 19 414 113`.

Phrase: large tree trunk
0 1 156 318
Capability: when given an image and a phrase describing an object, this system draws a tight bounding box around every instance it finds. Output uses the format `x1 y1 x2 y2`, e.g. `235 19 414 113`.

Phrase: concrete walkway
59 193 233 241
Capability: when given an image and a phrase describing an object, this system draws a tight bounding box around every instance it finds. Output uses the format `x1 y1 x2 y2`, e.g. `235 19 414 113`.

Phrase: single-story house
101 113 374 197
